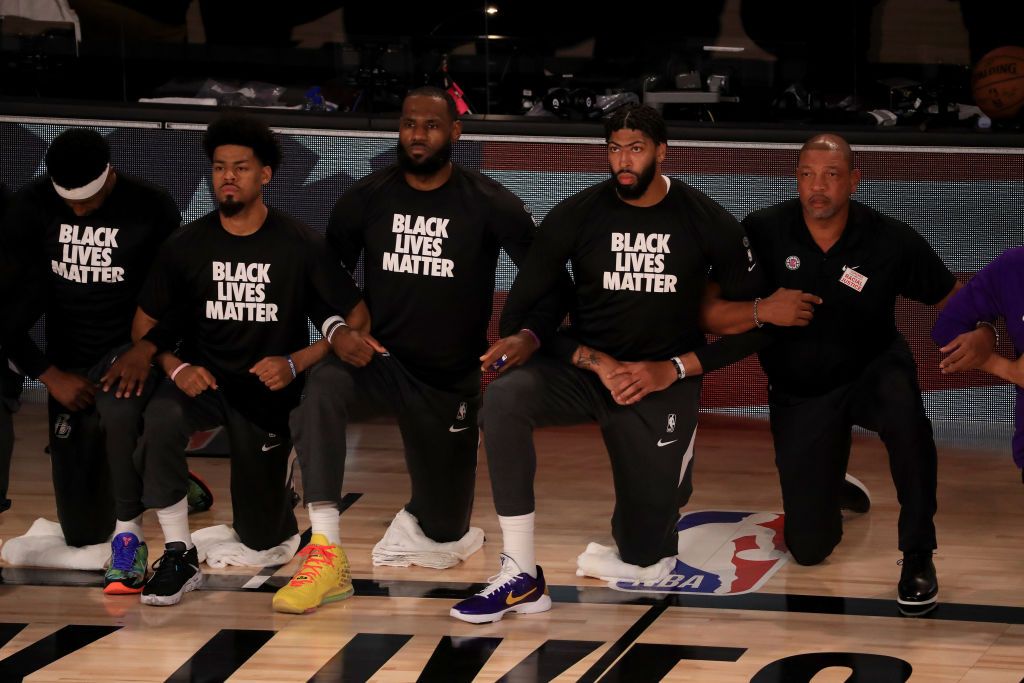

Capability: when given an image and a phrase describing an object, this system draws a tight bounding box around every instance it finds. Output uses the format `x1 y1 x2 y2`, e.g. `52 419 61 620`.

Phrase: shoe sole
272 585 355 615
450 594 553 624
840 474 872 514
897 591 938 616
140 572 204 607
104 581 145 595
897 599 938 616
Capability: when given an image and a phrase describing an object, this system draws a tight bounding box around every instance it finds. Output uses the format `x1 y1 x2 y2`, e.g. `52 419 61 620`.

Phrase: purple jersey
932 246 1024 467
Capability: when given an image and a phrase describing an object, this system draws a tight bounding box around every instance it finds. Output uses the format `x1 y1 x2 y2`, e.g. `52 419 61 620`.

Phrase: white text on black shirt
603 232 678 293
205 261 279 322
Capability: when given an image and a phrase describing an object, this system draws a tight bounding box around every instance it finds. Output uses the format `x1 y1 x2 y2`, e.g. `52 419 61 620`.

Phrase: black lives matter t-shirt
0 175 180 375
328 164 554 392
502 177 762 362
140 208 362 432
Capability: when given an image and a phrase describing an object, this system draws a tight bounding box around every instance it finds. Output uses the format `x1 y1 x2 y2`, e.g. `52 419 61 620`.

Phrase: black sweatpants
48 344 155 547
768 338 938 566
136 380 298 551
482 354 700 568
291 354 479 543
0 357 23 512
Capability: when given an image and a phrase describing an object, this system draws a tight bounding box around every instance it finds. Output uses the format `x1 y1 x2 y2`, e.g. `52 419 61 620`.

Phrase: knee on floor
786 535 837 566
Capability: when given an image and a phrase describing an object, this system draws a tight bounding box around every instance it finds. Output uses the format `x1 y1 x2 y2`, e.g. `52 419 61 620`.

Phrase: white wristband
170 362 191 382
326 321 349 344
321 315 346 338
670 356 686 380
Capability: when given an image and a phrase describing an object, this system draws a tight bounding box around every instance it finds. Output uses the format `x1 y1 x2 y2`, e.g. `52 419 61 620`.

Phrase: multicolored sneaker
450 554 551 624
272 534 354 614
186 471 214 514
103 532 148 595
140 542 202 607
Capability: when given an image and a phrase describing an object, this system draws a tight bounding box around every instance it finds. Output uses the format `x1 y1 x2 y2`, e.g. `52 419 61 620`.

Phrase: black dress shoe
897 551 938 616
839 473 871 514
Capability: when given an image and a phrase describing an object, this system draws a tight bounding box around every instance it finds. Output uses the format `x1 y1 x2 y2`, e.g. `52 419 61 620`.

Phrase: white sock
499 512 536 578
114 515 144 542
308 501 341 546
156 496 193 549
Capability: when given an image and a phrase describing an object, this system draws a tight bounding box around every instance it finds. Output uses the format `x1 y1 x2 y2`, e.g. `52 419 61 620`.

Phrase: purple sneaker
450 553 552 624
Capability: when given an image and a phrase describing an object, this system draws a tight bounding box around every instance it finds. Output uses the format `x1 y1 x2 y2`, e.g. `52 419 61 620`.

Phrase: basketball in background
971 46 1024 119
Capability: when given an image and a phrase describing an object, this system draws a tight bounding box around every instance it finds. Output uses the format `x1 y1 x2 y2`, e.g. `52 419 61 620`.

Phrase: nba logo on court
611 510 788 595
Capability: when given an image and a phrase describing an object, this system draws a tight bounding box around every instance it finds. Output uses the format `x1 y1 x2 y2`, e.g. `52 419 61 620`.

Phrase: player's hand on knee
330 327 385 367
1011 357 1024 388
40 367 96 411
939 327 996 373
250 356 295 391
174 365 217 397
760 287 822 327
480 330 539 373
101 342 155 398
608 360 676 405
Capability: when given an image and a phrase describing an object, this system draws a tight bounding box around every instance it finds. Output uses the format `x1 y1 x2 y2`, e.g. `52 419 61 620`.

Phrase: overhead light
485 5 499 15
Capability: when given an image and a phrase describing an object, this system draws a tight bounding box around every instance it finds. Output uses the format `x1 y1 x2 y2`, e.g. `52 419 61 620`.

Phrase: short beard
397 141 452 176
803 197 840 220
612 162 657 200
218 197 245 217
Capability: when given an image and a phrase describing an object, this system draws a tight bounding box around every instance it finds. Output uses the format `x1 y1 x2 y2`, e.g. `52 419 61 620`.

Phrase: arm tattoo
574 348 601 369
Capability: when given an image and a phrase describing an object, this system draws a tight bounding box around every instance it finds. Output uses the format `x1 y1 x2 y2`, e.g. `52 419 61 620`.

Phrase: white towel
371 509 484 569
192 524 299 568
0 518 109 570
575 542 676 583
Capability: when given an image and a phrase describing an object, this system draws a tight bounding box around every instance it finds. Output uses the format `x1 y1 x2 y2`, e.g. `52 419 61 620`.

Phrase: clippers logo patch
54 413 72 439
609 510 788 595
785 255 801 271
839 266 868 292
666 413 677 434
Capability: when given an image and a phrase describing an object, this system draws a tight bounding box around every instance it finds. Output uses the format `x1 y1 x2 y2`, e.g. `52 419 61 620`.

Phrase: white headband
52 164 111 201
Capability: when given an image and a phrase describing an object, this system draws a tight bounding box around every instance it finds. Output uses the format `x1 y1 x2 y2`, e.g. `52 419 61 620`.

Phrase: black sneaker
839 473 871 514
897 551 938 616
140 542 203 606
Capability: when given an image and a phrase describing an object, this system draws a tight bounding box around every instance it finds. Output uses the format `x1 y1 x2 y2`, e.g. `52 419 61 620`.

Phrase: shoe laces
150 548 187 580
480 556 521 596
111 536 138 571
289 543 338 586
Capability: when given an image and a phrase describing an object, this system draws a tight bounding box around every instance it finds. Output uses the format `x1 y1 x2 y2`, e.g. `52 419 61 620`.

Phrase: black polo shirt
743 198 956 397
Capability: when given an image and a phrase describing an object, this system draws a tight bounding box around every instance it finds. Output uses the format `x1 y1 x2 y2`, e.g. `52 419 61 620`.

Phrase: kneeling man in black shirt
741 134 972 615
131 114 364 607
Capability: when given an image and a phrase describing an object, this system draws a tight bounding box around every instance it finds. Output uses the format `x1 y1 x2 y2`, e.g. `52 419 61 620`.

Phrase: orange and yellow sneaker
272 534 354 614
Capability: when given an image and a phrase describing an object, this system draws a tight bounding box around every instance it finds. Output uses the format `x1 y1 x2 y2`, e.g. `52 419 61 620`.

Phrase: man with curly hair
129 114 366 606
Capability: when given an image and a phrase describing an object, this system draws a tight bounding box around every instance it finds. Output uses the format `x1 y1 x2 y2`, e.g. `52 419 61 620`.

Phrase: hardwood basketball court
1 402 1022 682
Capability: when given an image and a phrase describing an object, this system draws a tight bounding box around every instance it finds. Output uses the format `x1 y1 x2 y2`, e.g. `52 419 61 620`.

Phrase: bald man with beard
733 134 990 615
